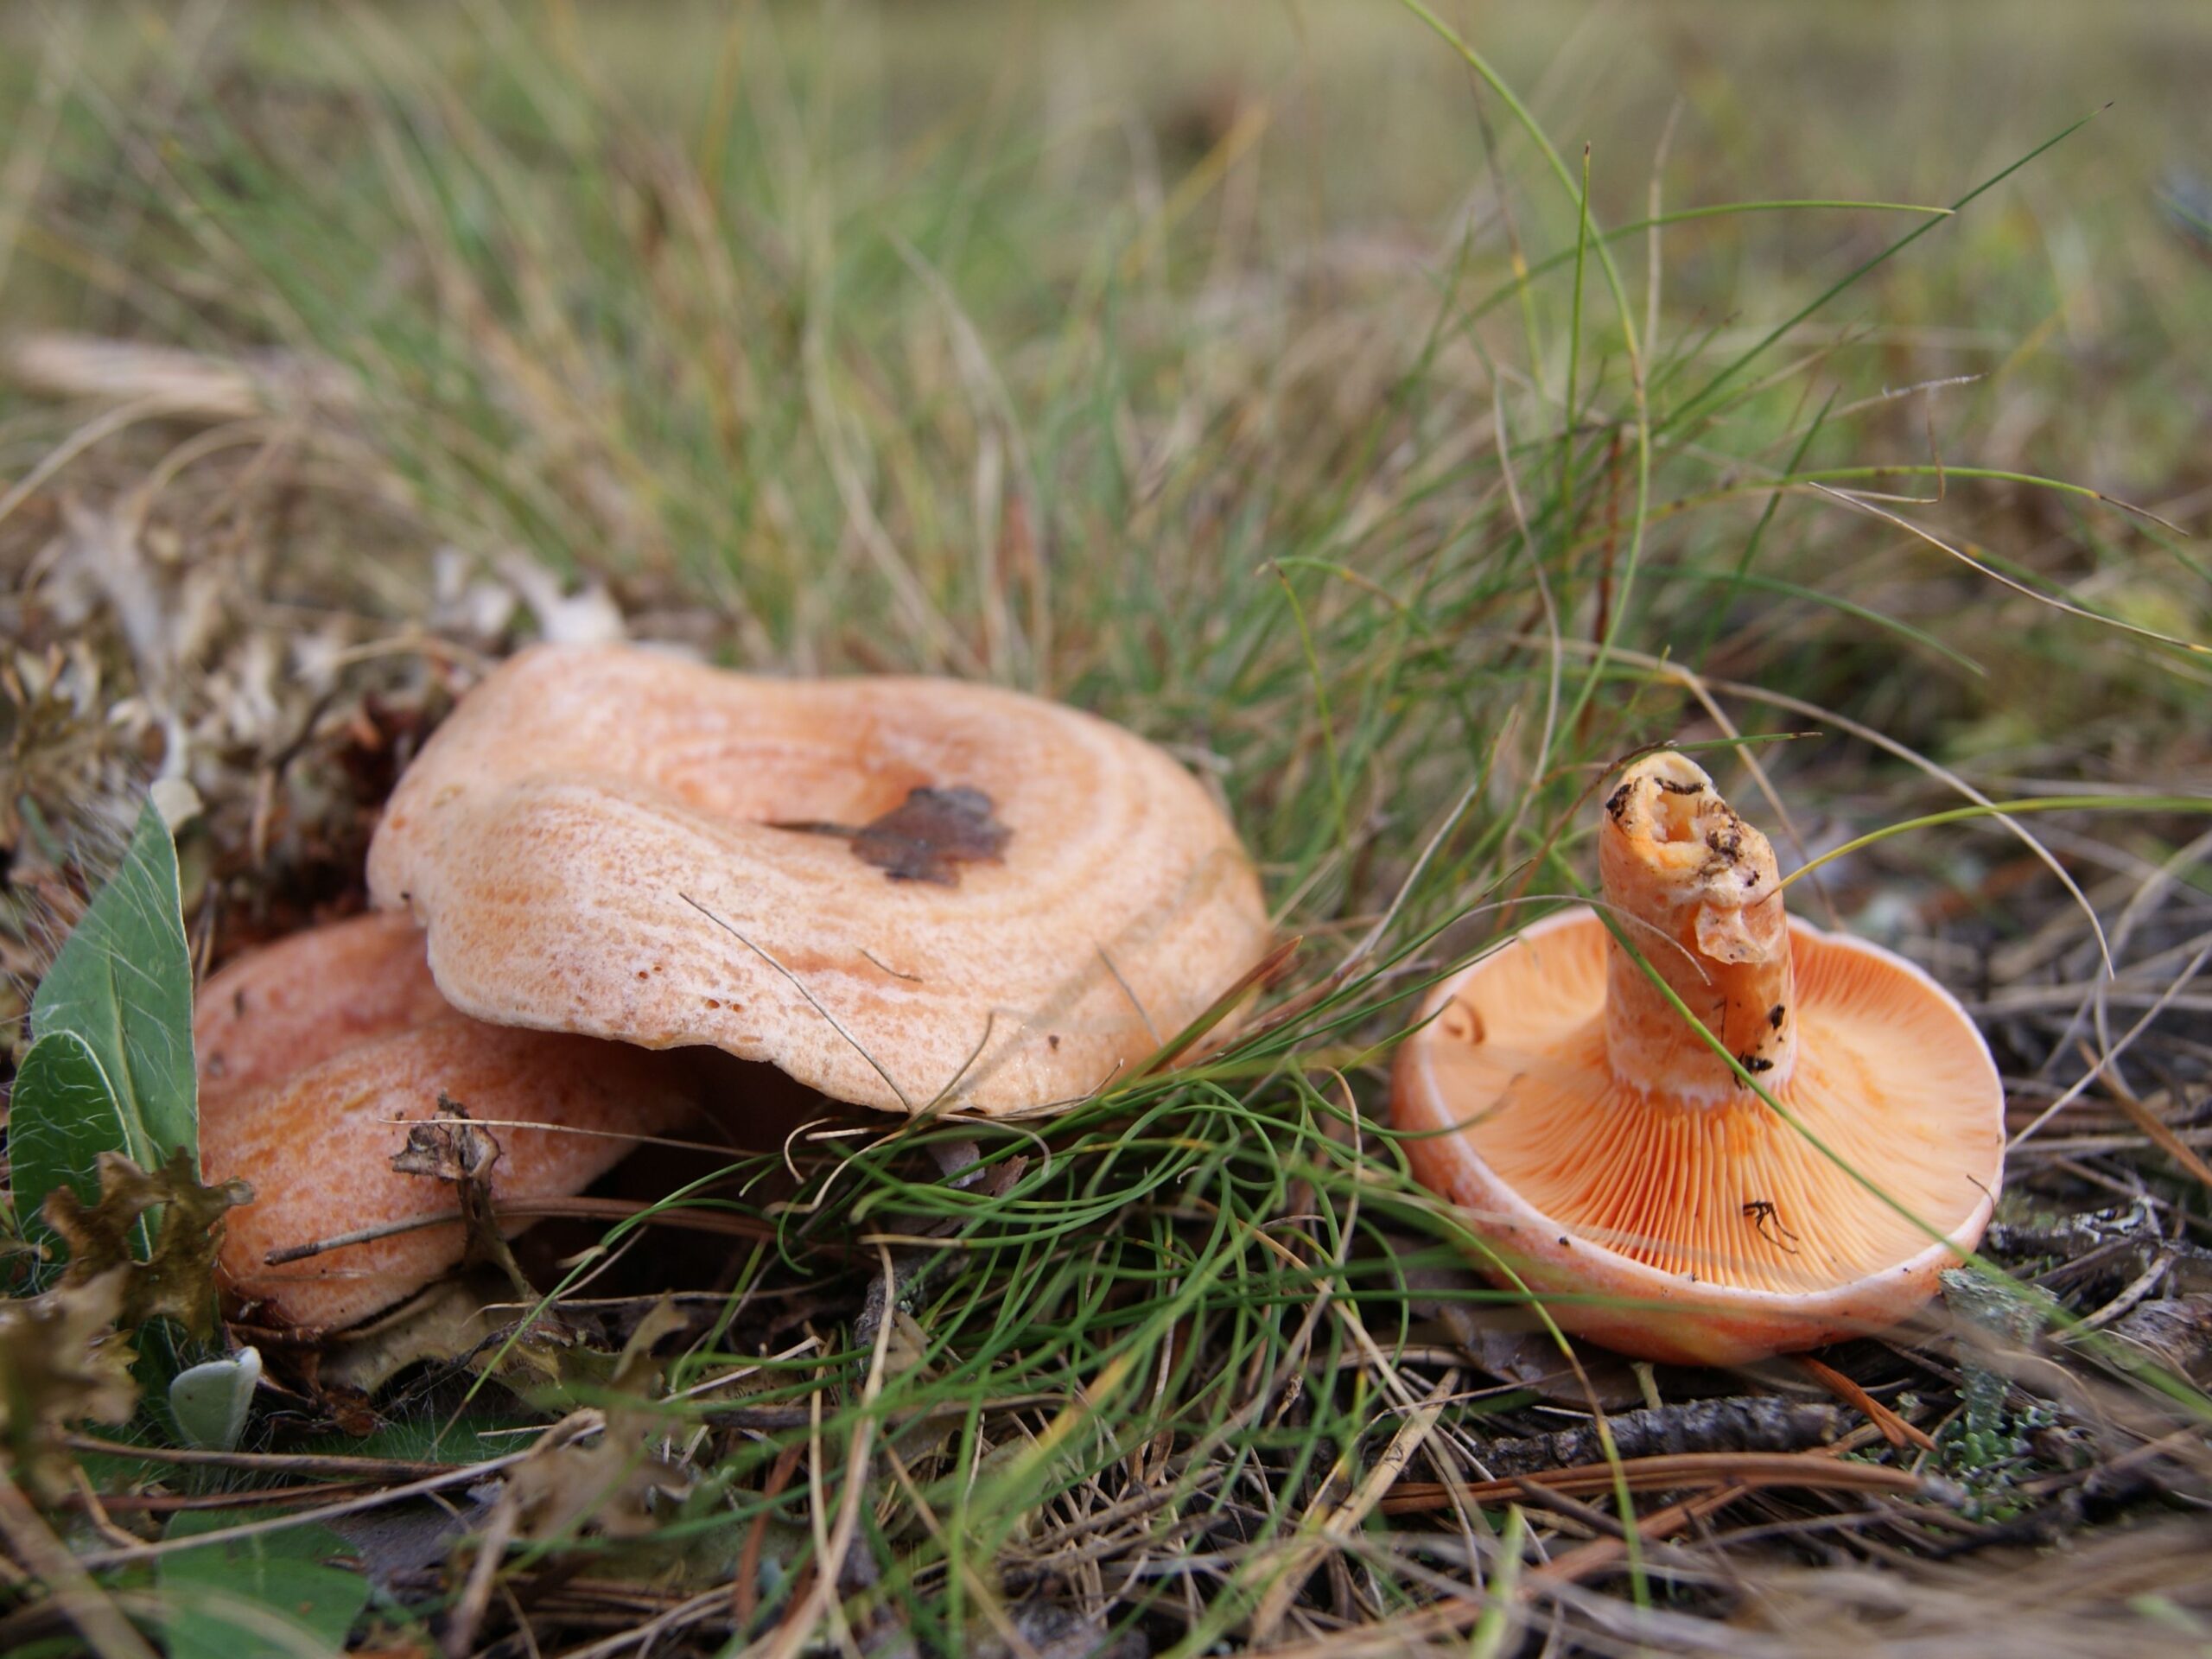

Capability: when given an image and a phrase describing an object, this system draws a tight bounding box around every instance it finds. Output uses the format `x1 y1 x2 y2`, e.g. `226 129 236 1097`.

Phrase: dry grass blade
1249 1368 1460 1642
3 333 353 420
1796 1355 1936 1452
64 1435 462 1481
746 1248 899 1658
69 1433 572 1571
2109 1084 2212 1195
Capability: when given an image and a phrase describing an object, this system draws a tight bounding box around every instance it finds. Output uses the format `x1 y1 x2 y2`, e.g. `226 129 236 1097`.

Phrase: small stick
67 1434 461 1481
1796 1355 1937 1452
61 1484 379 1515
263 1195 790 1266
1376 1449 1929 1513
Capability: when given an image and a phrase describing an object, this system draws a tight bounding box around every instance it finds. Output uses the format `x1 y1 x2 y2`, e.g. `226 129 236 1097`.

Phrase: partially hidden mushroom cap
198 913 696 1329
1392 751 2005 1365
366 644 1273 1116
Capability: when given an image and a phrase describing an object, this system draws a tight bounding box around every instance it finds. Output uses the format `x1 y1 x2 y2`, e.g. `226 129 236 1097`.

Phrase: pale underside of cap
1395 907 2005 1365
367 645 1274 1117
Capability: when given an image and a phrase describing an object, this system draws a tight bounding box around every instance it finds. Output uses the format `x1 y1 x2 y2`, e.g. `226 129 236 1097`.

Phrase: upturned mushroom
198 913 697 1329
366 644 1272 1116
1393 751 2005 1365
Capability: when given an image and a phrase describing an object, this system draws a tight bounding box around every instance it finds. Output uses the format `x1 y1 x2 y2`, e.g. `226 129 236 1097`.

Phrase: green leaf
158 1510 368 1659
5 1032 124 1246
169 1346 262 1451
19 798 199 1232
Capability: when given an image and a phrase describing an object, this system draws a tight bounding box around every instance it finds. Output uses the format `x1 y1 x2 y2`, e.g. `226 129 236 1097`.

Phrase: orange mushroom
366 644 1272 1116
1393 751 2005 1365
197 913 697 1329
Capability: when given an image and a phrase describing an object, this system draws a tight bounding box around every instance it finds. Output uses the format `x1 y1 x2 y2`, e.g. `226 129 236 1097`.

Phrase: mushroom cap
1393 906 2005 1365
365 645 1272 1116
195 909 454 1118
197 914 696 1329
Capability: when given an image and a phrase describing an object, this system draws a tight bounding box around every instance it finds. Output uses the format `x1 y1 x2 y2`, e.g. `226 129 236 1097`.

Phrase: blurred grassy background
10 1 2210 474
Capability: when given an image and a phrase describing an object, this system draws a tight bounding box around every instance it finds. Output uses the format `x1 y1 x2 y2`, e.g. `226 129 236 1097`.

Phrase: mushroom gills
1425 912 2000 1296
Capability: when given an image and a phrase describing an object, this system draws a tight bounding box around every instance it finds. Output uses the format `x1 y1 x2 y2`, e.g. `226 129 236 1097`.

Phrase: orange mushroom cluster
1394 751 2005 1365
196 644 1273 1328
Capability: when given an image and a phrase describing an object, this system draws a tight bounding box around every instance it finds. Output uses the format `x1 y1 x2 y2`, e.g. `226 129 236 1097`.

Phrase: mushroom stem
1599 753 1797 1103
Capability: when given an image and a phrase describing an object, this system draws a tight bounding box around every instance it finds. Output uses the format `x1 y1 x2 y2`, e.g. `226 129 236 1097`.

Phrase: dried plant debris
1399 1260 1644 1408
40 1147 251 1339
0 1148 245 1496
0 1269 139 1499
499 1302 696 1544
387 1105 505 1191
315 1273 520 1396
386 1103 535 1303
1738 1519 2212 1659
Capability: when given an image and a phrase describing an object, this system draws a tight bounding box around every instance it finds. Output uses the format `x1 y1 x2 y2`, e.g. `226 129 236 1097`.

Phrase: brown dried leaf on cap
775 784 1013 886
367 643 1274 1116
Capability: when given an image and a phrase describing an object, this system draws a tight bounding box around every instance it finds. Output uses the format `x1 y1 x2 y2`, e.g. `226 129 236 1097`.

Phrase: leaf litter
41 1147 251 1340
385 1102 537 1305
